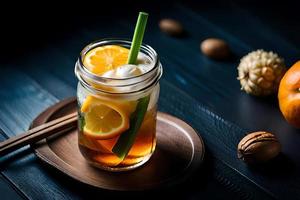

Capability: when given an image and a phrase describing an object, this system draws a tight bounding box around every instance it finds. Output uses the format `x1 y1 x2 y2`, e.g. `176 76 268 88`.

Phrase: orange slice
81 96 136 140
78 133 111 153
92 154 123 167
83 45 129 75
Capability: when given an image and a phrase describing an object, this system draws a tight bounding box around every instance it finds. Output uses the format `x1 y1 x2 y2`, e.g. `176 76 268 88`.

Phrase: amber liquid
78 107 157 170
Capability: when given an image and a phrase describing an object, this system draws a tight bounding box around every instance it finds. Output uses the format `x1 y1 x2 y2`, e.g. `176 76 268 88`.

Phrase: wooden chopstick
0 112 78 156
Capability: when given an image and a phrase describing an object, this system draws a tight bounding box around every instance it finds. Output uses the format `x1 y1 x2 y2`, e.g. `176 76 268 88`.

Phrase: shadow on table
247 153 298 178
31 146 244 200
0 144 278 199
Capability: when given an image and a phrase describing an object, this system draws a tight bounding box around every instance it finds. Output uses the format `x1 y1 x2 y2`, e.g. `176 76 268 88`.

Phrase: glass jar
75 39 162 171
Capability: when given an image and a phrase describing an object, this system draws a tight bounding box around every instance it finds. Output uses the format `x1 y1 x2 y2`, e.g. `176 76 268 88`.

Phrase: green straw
112 12 150 160
127 12 148 64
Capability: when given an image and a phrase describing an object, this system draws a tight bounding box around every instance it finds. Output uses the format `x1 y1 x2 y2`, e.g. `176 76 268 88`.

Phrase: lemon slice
83 45 129 75
81 96 136 139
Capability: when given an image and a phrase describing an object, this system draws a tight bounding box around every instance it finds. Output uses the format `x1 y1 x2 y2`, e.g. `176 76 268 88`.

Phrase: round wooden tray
31 97 205 191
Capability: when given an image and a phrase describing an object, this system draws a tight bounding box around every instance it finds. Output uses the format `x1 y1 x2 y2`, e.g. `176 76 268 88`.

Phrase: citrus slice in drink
78 133 111 153
83 45 129 75
81 96 136 140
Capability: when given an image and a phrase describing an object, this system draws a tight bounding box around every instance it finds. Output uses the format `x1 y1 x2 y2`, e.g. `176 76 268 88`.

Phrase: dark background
1 0 300 63
1 1 300 199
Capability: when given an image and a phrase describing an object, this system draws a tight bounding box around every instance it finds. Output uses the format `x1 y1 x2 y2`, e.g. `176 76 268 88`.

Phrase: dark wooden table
1 1 300 199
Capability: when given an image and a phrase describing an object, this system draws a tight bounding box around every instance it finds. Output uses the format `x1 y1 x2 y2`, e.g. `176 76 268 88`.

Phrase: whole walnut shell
237 131 281 164
237 50 286 96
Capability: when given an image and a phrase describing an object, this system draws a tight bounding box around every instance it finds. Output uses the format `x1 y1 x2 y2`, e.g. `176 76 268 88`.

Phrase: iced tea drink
75 40 162 171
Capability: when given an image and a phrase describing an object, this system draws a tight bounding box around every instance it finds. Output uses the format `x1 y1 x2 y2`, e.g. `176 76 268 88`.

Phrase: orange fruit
81 96 136 139
83 45 129 75
278 61 300 128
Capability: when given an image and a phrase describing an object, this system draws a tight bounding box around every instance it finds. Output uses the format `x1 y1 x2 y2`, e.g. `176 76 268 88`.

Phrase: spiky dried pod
238 50 286 96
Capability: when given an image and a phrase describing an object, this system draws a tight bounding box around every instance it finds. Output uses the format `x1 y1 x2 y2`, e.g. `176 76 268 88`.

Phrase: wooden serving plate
31 97 205 191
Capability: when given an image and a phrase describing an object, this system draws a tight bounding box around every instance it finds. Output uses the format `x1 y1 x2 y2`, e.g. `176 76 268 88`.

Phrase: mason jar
74 39 162 171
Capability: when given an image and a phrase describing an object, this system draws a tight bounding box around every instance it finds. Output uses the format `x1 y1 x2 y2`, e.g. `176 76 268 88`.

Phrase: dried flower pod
237 50 286 96
237 131 281 164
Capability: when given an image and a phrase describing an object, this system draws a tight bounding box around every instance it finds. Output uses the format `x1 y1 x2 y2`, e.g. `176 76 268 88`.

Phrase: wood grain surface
0 1 299 199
